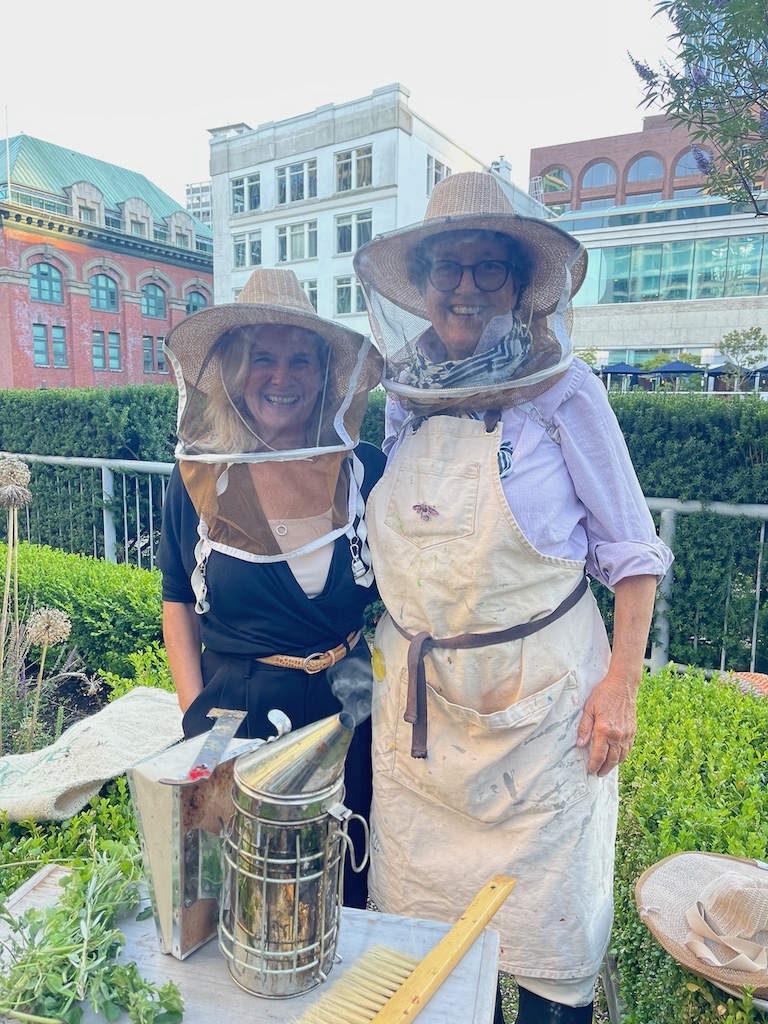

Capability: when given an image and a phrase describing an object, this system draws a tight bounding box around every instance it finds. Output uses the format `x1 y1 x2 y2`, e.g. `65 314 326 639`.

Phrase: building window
581 162 617 189
234 235 246 268
52 326 66 367
90 274 118 311
33 324 67 367
277 221 318 262
675 150 711 177
335 276 366 315
542 168 572 193
249 231 262 266
276 160 317 204
301 280 318 311
156 337 168 373
175 232 190 248
335 211 372 254
108 331 121 369
579 197 616 211
143 335 167 373
336 145 373 192
248 174 261 210
627 156 664 183
427 156 451 195
624 191 663 206
79 205 95 223
131 219 147 237
92 330 106 370
105 212 123 230
29 262 63 303
141 283 166 318
186 290 208 315
231 177 245 214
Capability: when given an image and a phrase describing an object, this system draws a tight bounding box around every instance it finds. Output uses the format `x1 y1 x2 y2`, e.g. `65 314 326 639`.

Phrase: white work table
2 865 500 1024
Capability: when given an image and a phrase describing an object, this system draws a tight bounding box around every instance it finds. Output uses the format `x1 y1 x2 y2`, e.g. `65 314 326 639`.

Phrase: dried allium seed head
0 458 31 488
0 484 32 509
26 607 72 647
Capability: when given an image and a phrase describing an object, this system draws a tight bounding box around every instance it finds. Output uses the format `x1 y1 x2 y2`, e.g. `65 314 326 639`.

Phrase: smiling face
419 232 521 361
241 324 326 449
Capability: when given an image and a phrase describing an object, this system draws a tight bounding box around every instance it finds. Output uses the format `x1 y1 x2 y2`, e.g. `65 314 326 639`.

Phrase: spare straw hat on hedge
635 851 768 1001
353 170 587 321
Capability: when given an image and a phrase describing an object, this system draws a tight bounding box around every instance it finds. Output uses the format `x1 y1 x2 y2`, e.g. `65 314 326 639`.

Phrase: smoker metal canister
218 711 368 998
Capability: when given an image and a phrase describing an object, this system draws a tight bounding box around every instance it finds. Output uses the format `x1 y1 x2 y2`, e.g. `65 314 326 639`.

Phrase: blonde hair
202 324 332 453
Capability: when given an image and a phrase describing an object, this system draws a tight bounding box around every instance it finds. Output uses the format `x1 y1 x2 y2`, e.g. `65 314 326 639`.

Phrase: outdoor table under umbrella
647 359 703 390
601 361 642 391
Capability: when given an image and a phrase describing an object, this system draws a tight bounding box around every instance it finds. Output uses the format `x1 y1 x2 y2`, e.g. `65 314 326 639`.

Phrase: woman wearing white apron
354 172 673 1023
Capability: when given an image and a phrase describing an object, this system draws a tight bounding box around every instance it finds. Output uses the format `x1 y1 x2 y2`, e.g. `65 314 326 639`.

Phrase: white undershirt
267 510 335 598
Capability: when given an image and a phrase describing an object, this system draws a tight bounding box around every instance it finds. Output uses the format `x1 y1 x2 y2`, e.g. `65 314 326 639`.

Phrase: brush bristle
293 945 420 1024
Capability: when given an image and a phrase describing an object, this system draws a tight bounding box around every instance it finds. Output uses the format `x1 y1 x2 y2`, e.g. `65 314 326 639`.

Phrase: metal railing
1 452 172 569
2 452 767 674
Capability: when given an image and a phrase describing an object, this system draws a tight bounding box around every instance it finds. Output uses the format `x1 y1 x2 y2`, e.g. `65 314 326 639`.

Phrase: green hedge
614 667 768 1023
3 543 162 677
2 386 768 671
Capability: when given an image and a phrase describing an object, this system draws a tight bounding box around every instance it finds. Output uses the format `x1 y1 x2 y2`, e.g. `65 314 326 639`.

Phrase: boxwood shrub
614 666 768 1023
2 542 162 678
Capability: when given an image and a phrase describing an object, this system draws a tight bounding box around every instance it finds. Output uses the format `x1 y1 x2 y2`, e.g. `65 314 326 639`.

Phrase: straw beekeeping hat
636 852 768 1000
354 170 587 320
165 267 381 402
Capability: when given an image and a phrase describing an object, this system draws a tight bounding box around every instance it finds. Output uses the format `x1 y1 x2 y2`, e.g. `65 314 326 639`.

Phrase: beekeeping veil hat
353 171 587 413
163 269 383 591
636 852 768 1002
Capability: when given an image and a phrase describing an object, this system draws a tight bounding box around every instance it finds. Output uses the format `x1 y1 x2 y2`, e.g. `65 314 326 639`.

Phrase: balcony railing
2 452 767 675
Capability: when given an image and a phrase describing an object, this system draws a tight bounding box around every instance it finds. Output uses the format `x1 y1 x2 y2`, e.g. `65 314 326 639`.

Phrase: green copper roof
0 134 211 237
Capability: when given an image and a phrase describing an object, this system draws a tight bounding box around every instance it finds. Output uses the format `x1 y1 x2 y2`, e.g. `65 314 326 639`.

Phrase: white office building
208 83 548 337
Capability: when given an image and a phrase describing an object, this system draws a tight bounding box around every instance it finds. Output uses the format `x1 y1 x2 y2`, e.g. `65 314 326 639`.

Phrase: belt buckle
302 651 327 674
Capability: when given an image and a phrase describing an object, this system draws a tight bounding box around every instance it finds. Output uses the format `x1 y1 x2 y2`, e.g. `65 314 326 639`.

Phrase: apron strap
392 574 590 758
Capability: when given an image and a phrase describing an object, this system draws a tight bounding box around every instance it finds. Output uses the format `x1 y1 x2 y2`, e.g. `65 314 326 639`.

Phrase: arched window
581 162 617 189
186 290 207 315
542 168 572 193
627 156 664 182
675 149 711 177
29 262 63 303
90 274 118 311
141 283 166 319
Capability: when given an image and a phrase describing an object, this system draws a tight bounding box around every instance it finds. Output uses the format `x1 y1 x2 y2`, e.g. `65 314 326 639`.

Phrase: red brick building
0 136 213 390
529 115 712 214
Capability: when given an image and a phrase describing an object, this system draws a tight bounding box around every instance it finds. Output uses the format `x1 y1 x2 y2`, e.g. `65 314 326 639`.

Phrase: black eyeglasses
427 259 513 293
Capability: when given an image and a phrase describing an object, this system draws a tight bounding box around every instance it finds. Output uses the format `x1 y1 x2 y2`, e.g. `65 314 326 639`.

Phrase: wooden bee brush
294 874 516 1024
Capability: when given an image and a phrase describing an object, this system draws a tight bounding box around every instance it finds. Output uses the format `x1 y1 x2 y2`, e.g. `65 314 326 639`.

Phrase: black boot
517 986 594 1023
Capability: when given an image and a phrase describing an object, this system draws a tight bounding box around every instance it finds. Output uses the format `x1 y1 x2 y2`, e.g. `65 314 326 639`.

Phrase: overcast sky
2 0 676 206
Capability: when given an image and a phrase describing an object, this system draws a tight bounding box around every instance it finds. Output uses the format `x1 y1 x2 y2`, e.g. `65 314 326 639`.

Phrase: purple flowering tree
631 0 768 216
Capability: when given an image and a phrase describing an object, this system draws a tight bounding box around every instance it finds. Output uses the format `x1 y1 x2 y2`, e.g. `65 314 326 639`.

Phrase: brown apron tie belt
391 574 590 758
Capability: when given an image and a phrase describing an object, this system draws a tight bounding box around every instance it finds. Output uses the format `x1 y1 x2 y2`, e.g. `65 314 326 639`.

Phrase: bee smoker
218 711 368 998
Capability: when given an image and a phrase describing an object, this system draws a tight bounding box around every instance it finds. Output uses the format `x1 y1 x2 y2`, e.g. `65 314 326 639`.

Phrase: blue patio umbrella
601 361 642 374
648 360 702 375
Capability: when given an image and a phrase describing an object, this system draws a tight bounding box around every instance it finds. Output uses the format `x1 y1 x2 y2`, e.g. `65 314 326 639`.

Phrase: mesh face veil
353 172 587 414
163 269 382 572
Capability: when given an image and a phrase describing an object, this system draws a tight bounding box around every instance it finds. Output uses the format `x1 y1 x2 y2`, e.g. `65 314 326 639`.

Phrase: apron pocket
390 669 589 824
383 456 480 550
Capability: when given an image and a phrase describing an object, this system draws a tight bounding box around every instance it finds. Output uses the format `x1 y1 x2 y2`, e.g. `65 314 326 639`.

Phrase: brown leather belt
256 630 361 675
391 575 590 759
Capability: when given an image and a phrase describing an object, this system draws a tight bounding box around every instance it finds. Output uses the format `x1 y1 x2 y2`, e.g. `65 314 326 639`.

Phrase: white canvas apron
366 414 618 978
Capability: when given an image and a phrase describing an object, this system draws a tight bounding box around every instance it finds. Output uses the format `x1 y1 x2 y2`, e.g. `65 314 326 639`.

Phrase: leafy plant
0 543 162 679
631 0 768 216
0 835 183 1024
103 643 175 701
614 666 768 1023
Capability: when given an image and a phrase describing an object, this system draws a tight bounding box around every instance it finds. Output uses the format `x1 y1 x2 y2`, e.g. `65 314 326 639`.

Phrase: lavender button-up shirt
382 359 673 590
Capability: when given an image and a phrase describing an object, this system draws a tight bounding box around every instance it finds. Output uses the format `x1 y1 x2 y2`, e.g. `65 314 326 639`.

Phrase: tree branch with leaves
631 0 768 216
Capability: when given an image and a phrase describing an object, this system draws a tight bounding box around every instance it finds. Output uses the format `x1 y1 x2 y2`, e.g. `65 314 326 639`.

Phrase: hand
576 670 639 777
